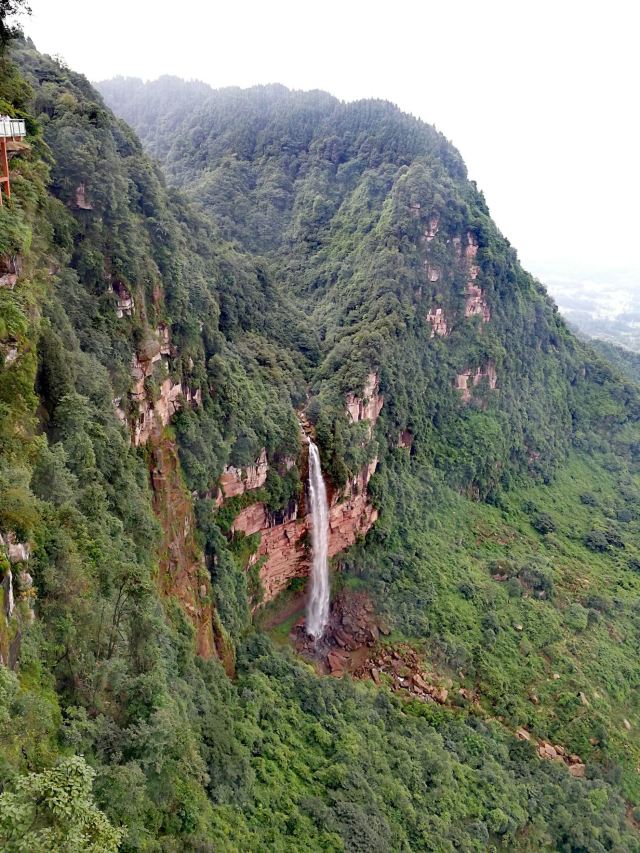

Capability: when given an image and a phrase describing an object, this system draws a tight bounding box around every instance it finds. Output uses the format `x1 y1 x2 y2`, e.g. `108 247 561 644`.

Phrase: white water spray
6 569 14 617
306 441 330 638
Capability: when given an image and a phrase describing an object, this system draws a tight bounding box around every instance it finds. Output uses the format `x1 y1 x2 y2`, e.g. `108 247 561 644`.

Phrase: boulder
327 652 347 675
412 673 430 691
433 687 448 704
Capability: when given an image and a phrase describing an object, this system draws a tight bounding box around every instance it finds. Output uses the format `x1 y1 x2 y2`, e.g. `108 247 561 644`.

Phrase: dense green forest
2 23 640 851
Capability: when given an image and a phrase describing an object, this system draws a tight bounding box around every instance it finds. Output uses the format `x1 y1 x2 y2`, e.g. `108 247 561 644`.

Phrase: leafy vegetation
0 28 640 851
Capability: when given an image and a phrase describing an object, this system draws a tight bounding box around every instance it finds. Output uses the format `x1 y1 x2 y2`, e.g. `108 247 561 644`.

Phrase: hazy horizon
18 0 640 286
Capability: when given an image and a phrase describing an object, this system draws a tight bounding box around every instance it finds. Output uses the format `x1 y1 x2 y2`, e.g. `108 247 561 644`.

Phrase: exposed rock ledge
462 233 490 322
0 254 21 289
214 448 269 506
232 457 379 602
115 324 202 447
346 372 384 431
150 436 216 660
218 373 383 605
427 307 447 337
455 363 498 403
1 532 35 668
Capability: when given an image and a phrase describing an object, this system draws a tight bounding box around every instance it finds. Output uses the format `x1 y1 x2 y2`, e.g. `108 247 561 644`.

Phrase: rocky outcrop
215 448 269 506
346 372 383 431
232 455 379 602
1 344 18 365
227 377 383 605
157 323 171 355
426 307 447 337
465 283 491 322
422 219 489 327
107 303 215 659
75 183 93 210
293 590 387 669
0 533 35 668
327 458 379 555
462 233 490 322
233 502 307 601
124 330 201 446
355 643 455 705
423 215 439 243
0 254 20 289
515 728 585 777
5 534 29 564
456 362 498 402
397 430 413 449
112 281 134 318
425 264 441 283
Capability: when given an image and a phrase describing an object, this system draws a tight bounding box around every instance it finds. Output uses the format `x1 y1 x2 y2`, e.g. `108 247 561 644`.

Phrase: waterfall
306 440 330 638
6 568 14 617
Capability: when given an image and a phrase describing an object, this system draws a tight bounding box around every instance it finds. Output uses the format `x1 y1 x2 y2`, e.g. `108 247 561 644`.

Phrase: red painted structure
0 117 27 205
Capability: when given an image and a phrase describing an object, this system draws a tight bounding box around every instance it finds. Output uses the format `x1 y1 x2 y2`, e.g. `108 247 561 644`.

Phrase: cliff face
455 362 498 403
112 279 215 656
214 448 269 506
149 436 215 657
117 327 202 447
0 534 34 669
228 374 383 603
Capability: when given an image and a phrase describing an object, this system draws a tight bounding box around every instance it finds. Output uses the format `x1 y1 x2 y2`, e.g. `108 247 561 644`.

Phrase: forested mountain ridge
1 33 640 850
100 75 639 498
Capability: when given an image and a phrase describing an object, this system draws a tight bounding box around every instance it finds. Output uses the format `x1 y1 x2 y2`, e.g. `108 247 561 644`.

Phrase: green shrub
580 492 598 506
565 602 589 631
584 530 609 552
532 513 556 534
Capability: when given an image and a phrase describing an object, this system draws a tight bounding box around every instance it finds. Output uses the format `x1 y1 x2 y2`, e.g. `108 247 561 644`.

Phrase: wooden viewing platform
0 117 27 205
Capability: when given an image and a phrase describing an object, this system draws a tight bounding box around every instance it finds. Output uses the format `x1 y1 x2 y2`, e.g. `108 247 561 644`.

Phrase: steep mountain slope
101 76 635 494
1 37 640 850
586 336 640 385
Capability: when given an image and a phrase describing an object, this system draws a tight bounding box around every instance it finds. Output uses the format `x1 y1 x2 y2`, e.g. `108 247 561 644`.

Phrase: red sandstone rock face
150 435 215 659
461 232 490 323
465 281 490 322
345 372 384 430
112 281 134 318
465 232 478 260
75 183 93 210
422 223 489 339
215 448 269 506
106 290 217 661
232 501 308 601
226 376 383 605
123 336 201 447
455 362 498 403
232 456 379 603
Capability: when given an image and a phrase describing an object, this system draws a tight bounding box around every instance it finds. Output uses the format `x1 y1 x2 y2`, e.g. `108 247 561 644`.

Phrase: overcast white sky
20 0 640 283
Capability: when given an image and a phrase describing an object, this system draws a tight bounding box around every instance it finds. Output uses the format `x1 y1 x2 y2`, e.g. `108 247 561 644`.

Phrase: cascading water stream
306 440 330 638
